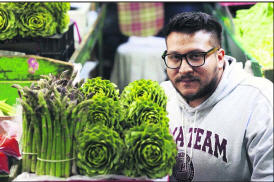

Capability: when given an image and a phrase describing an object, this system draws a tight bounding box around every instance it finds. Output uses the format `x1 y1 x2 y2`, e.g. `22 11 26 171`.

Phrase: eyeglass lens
165 53 205 68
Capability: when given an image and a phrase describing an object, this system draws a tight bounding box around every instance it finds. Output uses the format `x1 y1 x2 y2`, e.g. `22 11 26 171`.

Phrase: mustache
175 75 200 83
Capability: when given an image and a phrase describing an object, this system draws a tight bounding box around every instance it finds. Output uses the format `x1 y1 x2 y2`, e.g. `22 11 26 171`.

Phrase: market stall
0 3 177 181
0 2 273 182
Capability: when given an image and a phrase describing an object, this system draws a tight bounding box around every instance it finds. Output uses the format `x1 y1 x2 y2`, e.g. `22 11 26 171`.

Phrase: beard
170 72 219 102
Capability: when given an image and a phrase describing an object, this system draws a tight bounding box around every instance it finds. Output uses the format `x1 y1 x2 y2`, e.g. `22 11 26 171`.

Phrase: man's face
166 30 225 106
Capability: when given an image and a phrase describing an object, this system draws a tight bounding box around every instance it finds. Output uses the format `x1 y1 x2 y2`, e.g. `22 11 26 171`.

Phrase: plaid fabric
117 3 164 37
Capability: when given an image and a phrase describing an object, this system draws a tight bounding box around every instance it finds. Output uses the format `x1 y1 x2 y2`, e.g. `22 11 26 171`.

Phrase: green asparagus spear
39 90 53 175
37 91 48 175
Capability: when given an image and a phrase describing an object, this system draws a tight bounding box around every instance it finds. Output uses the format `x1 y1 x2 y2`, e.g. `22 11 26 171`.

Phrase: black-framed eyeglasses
161 47 219 69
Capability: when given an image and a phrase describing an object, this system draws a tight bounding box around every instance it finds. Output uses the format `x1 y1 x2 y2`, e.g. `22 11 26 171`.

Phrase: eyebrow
167 49 206 55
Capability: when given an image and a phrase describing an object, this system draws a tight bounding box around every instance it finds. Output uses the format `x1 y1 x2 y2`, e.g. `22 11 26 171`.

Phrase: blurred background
0 2 273 94
99 2 272 90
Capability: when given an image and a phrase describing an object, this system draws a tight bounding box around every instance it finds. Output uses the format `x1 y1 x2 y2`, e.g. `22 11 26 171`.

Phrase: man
160 12 273 181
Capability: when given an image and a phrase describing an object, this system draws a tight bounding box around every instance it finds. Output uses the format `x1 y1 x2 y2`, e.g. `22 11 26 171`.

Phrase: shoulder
240 76 273 107
160 80 172 89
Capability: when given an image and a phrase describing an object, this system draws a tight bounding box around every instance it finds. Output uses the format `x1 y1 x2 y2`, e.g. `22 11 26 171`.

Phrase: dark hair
164 12 222 47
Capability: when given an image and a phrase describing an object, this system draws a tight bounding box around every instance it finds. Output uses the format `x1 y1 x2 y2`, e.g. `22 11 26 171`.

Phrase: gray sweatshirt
160 56 273 181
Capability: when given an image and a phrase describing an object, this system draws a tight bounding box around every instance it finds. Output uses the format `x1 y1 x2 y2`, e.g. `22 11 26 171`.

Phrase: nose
178 57 194 74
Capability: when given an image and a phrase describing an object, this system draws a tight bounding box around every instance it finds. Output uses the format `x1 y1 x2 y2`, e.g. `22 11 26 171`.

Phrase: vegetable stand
10 76 176 181
0 3 176 181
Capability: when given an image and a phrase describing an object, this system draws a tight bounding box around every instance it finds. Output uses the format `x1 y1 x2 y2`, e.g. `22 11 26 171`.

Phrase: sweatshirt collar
177 55 249 113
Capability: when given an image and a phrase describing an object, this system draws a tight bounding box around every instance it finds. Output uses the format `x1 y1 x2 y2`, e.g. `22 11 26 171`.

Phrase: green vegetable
86 94 123 134
0 2 71 40
0 3 17 40
44 2 71 33
76 124 125 176
13 70 85 177
0 100 16 116
13 73 176 179
120 79 167 109
57 13 70 34
44 2 70 15
124 124 177 179
37 90 49 175
233 3 273 70
122 97 169 130
80 77 120 101
8 2 38 11
18 5 57 37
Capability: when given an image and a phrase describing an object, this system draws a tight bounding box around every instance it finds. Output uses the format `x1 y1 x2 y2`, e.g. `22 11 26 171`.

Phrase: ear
216 48 225 69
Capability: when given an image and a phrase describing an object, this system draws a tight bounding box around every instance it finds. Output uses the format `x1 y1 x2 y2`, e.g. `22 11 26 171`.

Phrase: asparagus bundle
13 70 87 177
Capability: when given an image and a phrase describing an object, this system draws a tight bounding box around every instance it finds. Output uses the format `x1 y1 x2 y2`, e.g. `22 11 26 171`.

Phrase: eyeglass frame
161 47 219 69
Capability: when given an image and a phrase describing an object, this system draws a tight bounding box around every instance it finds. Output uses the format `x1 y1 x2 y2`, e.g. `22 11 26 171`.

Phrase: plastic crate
38 42 75 62
0 23 74 62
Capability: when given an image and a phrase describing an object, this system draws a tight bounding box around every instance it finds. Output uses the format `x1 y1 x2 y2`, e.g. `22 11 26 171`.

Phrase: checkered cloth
117 3 164 37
